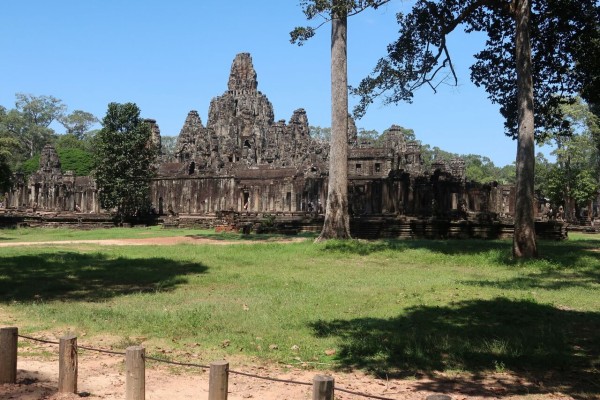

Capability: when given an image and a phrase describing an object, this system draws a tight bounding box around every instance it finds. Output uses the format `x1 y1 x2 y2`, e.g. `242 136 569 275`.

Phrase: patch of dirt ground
1 339 581 400
0 236 305 247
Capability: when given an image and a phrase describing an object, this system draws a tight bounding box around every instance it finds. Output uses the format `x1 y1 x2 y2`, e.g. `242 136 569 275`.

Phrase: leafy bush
19 147 93 178
58 148 93 176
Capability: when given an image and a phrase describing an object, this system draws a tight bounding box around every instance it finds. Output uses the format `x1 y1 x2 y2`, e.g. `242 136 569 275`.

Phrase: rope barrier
17 334 60 345
19 334 126 356
144 355 210 370
78 344 126 356
228 368 312 387
17 333 400 399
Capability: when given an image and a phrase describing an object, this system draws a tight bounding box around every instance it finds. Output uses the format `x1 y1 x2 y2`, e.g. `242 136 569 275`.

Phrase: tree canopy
0 94 98 181
536 98 600 219
59 110 98 140
352 0 599 139
93 102 158 222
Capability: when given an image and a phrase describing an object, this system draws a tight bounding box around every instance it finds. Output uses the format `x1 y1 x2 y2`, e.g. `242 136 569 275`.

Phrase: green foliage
572 169 599 204
19 145 93 178
58 110 98 139
1 94 98 179
20 155 40 177
58 148 94 176
53 133 94 176
543 164 567 206
55 133 87 151
356 127 380 144
94 102 158 221
421 145 456 171
0 157 12 192
537 98 600 210
291 0 391 45
309 125 331 142
351 0 600 140
13 93 65 157
160 136 178 162
421 145 516 184
0 106 19 191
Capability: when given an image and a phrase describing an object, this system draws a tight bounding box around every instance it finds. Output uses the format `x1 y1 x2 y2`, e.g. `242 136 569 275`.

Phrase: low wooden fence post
58 333 77 393
208 360 229 400
126 345 145 400
0 327 18 384
313 374 334 400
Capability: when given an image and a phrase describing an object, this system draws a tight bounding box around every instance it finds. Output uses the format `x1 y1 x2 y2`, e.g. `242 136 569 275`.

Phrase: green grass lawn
0 226 206 242
0 228 598 396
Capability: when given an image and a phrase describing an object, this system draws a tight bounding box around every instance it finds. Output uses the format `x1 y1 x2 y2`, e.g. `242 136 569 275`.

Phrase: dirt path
0 236 305 247
0 338 578 400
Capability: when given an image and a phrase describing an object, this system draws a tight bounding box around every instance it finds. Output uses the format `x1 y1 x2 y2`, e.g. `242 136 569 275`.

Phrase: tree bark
512 0 538 258
317 0 352 241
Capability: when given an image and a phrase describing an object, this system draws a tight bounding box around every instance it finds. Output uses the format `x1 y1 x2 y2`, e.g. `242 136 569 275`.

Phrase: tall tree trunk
317 0 352 241
513 0 538 258
564 155 573 222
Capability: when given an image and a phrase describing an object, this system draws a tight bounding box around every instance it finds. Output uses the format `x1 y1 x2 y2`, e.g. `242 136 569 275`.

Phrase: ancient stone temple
150 52 511 221
7 52 534 237
151 53 330 215
7 144 99 213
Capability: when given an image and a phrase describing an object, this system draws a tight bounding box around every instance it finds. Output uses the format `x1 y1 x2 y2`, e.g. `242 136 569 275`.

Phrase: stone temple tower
206 53 275 166
171 53 323 174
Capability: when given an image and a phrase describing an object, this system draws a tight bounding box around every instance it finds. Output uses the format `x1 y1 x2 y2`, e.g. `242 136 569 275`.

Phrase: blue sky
1 0 538 167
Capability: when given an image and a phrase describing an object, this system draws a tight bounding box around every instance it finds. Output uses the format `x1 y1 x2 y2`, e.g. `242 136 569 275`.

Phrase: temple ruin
150 53 511 220
4 53 568 238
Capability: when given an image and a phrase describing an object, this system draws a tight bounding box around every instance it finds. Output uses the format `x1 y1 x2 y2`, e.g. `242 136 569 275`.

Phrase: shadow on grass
185 232 315 242
322 238 600 292
311 298 600 398
321 237 600 266
0 252 207 302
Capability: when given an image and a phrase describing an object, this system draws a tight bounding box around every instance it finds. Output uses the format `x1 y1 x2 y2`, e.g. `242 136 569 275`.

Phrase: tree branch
291 0 392 45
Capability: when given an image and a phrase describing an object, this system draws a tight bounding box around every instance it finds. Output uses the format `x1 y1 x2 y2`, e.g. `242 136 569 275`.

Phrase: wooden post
208 360 229 400
58 333 77 393
313 374 334 400
126 346 145 400
0 327 18 384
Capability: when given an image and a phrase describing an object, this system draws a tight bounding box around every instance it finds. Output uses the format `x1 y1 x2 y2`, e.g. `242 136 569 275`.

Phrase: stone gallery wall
6 145 99 213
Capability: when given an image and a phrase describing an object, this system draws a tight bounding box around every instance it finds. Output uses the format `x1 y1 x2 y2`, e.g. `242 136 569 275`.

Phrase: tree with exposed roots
94 102 158 224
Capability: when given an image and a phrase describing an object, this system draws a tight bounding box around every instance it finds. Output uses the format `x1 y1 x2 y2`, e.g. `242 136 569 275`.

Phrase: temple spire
227 53 258 92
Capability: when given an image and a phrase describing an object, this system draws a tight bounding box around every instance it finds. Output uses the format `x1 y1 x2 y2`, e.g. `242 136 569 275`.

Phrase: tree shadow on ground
310 298 600 399
185 232 313 242
0 252 207 302
321 237 600 268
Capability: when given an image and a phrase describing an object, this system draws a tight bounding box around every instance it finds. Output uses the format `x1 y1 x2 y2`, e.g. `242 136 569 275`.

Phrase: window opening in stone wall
188 162 195 175
356 163 362 172
243 192 250 210
375 163 381 172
